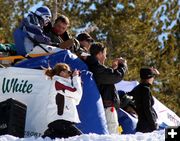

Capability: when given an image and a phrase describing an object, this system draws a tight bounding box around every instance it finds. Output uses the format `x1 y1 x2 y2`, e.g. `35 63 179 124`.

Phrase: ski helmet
35 6 52 26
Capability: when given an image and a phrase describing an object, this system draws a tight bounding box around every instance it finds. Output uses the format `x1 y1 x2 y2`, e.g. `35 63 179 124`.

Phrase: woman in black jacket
129 67 159 133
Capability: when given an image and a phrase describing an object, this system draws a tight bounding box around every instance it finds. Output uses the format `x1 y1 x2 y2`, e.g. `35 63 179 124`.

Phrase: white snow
0 130 165 141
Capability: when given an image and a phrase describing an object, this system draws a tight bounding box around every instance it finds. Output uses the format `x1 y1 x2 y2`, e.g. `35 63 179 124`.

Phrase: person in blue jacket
20 6 60 55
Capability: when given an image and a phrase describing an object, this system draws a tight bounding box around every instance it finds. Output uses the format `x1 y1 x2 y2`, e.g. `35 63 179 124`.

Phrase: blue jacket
20 12 51 51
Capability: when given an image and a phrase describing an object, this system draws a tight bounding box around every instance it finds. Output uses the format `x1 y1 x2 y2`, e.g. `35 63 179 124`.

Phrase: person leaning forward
45 15 76 50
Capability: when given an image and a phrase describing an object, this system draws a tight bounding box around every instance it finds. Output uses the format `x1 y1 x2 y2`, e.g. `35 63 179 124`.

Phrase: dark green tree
0 0 41 43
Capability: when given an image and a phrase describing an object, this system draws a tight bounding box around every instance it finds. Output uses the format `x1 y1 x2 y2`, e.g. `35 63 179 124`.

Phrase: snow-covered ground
0 130 165 141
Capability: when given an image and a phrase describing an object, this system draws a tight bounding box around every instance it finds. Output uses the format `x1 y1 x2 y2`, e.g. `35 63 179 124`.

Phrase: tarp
13 50 108 135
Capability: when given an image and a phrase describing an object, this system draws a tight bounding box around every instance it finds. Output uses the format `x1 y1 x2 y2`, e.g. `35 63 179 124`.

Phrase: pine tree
0 0 41 43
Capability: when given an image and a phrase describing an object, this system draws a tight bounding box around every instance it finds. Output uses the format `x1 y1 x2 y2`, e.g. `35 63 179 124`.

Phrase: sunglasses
63 70 72 74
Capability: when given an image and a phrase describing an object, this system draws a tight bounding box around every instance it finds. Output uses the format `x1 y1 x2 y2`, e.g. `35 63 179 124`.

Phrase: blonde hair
44 63 70 79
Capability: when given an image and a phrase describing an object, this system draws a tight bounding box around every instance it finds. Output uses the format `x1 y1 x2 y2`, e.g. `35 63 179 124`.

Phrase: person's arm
22 14 51 45
55 75 82 105
142 87 157 130
71 75 83 104
88 57 126 84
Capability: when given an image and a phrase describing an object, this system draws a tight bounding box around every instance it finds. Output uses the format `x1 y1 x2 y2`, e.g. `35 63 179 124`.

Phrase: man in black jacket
129 67 159 133
84 42 127 134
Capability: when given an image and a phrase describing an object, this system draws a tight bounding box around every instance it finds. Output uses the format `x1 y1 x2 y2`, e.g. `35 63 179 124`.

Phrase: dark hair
54 15 70 25
44 63 70 79
90 42 106 56
76 32 94 42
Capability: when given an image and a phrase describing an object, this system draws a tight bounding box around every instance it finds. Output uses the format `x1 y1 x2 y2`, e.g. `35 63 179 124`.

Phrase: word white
2 78 33 94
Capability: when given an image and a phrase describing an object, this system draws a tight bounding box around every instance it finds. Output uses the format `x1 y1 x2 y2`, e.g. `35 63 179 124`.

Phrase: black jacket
45 28 71 44
84 56 126 108
129 83 158 132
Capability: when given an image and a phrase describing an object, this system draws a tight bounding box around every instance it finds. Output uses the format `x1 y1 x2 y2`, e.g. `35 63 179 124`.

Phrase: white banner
115 80 180 127
0 67 52 137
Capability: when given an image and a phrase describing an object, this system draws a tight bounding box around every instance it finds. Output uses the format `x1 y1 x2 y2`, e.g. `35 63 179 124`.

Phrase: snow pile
0 130 165 141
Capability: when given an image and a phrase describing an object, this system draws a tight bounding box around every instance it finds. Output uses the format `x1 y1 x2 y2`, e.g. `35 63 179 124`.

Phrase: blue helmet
35 6 52 26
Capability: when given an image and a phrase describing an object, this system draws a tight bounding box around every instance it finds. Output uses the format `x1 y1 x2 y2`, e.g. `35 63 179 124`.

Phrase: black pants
42 120 83 139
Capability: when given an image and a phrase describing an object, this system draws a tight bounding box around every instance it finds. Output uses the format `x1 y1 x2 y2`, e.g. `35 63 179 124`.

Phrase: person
76 32 94 52
42 63 83 139
46 15 70 43
45 15 76 50
118 91 138 118
76 32 94 58
19 6 61 55
84 42 128 134
128 67 159 133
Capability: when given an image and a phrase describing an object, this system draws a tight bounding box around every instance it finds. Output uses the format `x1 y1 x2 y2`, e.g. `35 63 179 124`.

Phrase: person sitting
42 63 83 139
17 6 61 56
45 15 77 51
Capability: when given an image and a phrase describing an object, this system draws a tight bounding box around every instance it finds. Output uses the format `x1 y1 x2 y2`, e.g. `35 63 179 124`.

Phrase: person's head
77 32 94 51
140 67 159 85
53 15 70 35
90 42 107 64
45 63 72 79
35 6 52 27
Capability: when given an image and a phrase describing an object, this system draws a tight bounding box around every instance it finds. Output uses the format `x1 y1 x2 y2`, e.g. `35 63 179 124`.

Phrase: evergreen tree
0 0 41 43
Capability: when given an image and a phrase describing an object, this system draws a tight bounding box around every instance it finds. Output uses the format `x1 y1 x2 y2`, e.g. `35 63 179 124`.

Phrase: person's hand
152 68 160 75
118 57 128 72
155 122 159 130
118 57 127 65
112 58 119 69
72 69 80 77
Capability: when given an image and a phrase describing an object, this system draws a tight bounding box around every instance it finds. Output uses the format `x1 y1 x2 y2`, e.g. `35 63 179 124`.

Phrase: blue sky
28 1 43 12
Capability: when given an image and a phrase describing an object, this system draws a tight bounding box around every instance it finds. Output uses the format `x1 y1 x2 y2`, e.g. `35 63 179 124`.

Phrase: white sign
0 67 52 137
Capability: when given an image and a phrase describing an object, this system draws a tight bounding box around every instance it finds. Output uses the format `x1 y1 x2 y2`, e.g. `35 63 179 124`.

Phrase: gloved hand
72 38 80 52
155 122 159 130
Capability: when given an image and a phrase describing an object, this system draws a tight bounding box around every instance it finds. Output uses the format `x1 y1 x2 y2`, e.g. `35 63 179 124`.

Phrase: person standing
85 42 128 134
43 63 83 139
129 67 159 133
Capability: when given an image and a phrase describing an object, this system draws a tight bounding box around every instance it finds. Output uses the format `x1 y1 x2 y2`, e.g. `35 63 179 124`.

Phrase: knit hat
140 68 156 79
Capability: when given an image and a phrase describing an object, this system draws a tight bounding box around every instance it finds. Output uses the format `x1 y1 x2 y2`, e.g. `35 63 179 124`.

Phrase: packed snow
0 130 165 141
